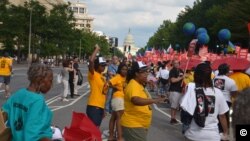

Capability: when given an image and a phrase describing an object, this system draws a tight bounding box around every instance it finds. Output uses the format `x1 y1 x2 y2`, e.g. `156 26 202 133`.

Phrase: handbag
57 73 62 84
77 70 83 85
0 111 12 141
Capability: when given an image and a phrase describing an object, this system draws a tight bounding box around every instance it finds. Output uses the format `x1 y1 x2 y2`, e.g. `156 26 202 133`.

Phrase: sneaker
62 98 69 102
170 119 179 124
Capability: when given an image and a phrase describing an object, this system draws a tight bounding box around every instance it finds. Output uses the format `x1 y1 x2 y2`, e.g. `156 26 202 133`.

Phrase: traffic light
114 37 118 47
109 37 113 47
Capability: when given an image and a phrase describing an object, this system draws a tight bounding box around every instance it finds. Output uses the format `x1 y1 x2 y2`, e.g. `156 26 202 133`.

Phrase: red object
180 58 202 70
248 22 250 33
63 112 102 141
212 57 250 70
187 39 197 57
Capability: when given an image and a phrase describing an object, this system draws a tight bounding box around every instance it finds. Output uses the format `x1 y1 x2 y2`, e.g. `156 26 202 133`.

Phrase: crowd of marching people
1 43 250 141
85 45 250 141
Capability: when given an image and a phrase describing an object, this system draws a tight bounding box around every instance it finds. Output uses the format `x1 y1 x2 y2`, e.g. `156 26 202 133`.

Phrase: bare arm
219 114 229 136
170 76 184 83
89 44 100 74
230 91 238 99
131 96 166 106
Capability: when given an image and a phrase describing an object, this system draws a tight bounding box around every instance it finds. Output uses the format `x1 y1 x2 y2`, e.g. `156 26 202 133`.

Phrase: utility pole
79 39 81 59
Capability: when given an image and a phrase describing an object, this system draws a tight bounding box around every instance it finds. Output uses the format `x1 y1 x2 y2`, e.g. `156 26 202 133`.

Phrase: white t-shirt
213 75 238 102
183 83 229 141
158 69 170 79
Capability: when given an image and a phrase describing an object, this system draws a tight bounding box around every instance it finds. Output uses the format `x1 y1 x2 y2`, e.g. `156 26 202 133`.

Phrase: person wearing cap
86 45 107 127
180 63 229 141
121 61 166 141
213 63 238 135
0 52 13 98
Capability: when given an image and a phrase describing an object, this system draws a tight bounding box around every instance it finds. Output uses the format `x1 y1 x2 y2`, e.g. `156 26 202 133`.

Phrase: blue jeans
86 105 104 127
105 87 113 113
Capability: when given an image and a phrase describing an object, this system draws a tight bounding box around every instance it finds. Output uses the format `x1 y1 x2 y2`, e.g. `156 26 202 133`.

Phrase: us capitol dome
117 29 139 58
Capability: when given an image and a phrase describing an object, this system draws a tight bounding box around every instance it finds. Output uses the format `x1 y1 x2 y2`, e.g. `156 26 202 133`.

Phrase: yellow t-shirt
121 79 152 128
184 71 194 84
87 71 106 109
0 57 12 76
229 72 250 91
109 74 126 98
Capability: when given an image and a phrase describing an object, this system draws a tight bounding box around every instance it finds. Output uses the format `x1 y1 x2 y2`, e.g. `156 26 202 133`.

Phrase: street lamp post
28 7 32 66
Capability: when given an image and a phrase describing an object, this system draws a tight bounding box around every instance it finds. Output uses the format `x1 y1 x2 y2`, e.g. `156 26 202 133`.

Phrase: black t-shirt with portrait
169 67 184 93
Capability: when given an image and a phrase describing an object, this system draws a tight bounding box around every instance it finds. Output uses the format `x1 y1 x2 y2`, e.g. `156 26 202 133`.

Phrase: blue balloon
183 22 196 36
197 33 210 44
175 44 180 48
218 29 231 42
195 27 207 37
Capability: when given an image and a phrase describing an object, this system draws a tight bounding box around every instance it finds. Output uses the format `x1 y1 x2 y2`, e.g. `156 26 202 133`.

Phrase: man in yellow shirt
121 61 166 141
0 52 13 98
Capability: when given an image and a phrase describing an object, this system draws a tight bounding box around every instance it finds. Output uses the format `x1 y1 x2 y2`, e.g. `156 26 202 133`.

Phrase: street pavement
0 62 233 141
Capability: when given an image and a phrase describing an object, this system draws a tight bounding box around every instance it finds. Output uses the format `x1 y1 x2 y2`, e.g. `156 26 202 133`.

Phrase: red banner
238 49 248 59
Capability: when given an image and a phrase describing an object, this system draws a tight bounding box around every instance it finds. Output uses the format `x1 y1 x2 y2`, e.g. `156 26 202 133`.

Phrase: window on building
73 7 78 13
79 8 85 13
86 24 91 28
80 24 85 27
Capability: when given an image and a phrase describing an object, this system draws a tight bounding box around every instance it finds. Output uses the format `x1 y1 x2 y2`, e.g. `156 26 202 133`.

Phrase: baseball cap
131 61 148 72
95 56 107 66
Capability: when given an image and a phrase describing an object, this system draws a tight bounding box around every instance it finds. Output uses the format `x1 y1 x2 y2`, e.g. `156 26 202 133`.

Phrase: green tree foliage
147 0 250 53
0 1 110 62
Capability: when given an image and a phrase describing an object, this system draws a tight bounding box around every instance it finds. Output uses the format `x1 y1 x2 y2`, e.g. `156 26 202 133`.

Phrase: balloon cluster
183 22 210 45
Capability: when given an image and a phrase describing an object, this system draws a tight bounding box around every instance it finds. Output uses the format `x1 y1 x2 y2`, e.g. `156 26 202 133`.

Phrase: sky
76 0 195 48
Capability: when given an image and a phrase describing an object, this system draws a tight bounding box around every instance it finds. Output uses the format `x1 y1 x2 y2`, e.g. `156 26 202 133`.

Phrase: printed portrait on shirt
214 78 225 90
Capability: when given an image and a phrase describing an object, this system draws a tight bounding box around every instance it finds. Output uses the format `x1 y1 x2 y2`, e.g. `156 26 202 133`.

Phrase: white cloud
76 0 195 47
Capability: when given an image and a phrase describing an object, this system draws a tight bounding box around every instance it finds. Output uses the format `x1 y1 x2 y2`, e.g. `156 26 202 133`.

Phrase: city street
0 63 193 141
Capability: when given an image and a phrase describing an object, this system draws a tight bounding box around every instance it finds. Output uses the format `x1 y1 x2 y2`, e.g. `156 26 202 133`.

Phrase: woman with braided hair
180 63 229 141
2 63 53 141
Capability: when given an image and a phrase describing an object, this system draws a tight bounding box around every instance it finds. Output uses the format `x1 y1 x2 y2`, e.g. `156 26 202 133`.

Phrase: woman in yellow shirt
87 45 107 127
108 63 128 141
121 61 166 141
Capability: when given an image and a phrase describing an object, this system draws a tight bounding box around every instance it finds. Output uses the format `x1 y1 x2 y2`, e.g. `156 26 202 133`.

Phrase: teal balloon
218 29 231 42
197 33 210 44
195 27 207 37
175 44 180 48
183 22 196 36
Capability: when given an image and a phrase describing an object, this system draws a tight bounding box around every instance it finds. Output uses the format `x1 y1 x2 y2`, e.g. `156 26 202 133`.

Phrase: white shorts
169 91 182 109
111 98 124 111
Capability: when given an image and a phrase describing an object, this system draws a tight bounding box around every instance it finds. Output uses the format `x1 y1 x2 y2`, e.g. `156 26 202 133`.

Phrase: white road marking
153 104 181 124
46 82 88 105
51 90 90 112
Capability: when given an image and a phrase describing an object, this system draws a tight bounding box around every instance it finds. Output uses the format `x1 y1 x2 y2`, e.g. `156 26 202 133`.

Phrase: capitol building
117 29 139 57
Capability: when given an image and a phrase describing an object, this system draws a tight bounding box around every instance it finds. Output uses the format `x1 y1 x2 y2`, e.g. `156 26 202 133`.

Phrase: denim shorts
86 105 104 127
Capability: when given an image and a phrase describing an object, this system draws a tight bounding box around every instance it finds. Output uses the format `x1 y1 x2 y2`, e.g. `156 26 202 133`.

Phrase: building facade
9 0 65 10
68 1 94 31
